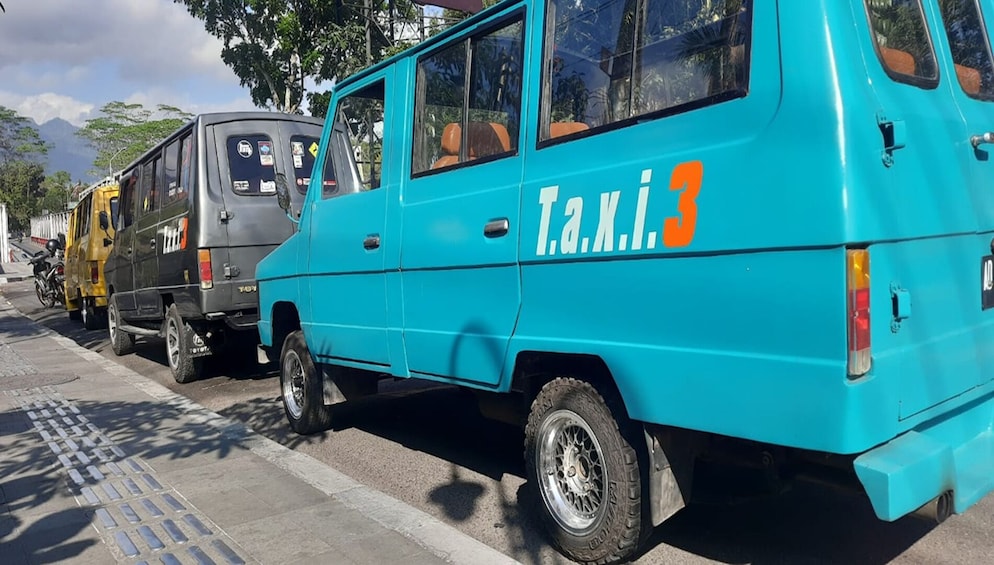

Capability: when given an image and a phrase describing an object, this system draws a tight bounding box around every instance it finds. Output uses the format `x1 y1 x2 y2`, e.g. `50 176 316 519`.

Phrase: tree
175 0 424 116
75 102 192 175
0 161 46 232
0 106 47 165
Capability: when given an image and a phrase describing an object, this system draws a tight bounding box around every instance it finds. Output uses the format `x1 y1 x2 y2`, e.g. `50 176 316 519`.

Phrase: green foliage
0 161 46 231
175 0 424 116
75 102 191 176
0 105 48 164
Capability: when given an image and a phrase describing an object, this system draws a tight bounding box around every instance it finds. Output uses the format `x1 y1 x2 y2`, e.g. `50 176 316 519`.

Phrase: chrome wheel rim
108 304 119 341
536 409 607 534
281 349 305 420
81 299 89 325
166 317 180 369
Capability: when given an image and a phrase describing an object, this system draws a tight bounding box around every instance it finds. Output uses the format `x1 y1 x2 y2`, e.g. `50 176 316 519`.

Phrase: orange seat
956 63 982 96
431 122 512 170
880 46 916 76
549 121 589 139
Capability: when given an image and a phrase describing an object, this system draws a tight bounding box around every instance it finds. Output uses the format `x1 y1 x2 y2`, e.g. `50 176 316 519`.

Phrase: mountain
35 118 100 184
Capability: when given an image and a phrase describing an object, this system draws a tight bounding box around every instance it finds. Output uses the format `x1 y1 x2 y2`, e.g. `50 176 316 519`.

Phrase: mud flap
645 426 697 526
186 325 215 359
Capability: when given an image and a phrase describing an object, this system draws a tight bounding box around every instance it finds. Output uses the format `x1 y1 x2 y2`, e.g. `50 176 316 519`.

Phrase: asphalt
0 275 522 565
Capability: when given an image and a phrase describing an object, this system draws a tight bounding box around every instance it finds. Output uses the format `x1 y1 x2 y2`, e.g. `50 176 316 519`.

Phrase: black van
104 112 325 383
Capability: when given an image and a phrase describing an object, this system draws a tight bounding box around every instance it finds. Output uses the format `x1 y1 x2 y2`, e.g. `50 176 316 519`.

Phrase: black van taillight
198 249 213 290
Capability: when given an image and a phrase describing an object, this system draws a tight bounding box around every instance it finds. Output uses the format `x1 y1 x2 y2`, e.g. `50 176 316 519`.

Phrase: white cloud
0 0 248 125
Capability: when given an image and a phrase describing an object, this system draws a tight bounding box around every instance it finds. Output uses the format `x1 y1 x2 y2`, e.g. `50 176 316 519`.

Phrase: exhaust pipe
912 490 953 524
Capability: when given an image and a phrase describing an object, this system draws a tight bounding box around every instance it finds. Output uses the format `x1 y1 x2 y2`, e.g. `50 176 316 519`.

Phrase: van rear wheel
524 378 646 565
280 331 332 434
82 298 101 330
165 304 206 384
107 297 134 356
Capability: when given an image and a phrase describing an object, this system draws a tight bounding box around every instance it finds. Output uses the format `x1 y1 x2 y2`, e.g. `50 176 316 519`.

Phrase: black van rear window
290 135 320 194
226 134 278 196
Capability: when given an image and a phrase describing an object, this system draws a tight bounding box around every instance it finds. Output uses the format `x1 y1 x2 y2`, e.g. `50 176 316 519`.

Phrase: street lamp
108 147 128 175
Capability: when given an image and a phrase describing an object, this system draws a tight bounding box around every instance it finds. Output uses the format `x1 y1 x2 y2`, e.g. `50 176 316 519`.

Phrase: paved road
2 277 993 565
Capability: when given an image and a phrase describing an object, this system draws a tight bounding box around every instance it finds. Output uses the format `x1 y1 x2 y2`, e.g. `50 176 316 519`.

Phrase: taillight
198 249 213 290
90 262 99 284
56 264 64 276
847 249 871 377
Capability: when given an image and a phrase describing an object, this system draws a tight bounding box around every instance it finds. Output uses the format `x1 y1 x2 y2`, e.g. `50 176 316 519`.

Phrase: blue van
258 1 994 562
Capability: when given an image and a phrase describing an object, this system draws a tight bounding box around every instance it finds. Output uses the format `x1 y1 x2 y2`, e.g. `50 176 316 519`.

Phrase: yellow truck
65 176 119 329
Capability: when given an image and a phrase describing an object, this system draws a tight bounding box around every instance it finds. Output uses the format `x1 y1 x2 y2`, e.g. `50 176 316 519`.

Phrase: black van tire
280 331 332 435
82 298 101 330
524 378 646 565
107 297 135 356
165 304 205 384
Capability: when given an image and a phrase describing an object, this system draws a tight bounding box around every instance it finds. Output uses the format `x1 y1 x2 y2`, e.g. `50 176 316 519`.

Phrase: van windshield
226 134 278 196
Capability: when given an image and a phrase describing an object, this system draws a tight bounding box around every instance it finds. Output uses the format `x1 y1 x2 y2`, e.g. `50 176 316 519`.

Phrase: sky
0 0 257 127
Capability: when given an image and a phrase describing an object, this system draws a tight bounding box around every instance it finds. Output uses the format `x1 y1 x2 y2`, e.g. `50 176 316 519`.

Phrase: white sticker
291 141 304 156
236 140 253 158
233 180 250 192
293 155 303 169
260 180 277 193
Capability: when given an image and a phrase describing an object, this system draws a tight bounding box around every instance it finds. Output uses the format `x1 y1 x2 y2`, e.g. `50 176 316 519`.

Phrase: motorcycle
29 238 65 309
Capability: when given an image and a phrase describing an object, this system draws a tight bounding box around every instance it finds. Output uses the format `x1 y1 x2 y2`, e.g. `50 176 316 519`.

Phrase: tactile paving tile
6 386 249 565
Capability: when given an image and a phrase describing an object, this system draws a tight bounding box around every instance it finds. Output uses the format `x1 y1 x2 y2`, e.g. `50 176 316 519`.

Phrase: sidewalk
0 297 521 565
0 262 32 284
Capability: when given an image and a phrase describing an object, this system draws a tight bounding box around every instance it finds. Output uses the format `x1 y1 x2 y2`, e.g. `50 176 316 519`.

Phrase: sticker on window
233 180 250 192
261 180 277 193
309 142 319 158
237 140 253 158
291 142 304 156
258 141 274 166
293 155 303 169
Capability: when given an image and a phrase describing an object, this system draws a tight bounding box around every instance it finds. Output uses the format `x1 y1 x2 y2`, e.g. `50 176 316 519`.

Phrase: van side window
179 134 193 198
140 159 159 215
80 196 91 236
332 81 384 193
120 171 137 228
162 139 182 204
412 17 524 174
938 0 994 99
226 134 278 195
865 0 939 86
540 0 751 143
109 196 119 232
290 135 320 194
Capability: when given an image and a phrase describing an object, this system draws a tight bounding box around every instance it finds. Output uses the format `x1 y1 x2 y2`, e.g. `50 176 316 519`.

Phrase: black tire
107 296 135 356
36 280 55 308
82 298 102 330
165 304 206 384
524 378 646 565
280 331 332 434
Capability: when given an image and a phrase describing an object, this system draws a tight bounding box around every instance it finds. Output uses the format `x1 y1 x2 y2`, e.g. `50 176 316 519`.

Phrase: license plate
983 255 994 310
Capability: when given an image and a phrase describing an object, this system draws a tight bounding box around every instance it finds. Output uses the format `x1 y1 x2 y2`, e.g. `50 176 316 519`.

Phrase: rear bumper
854 391 994 521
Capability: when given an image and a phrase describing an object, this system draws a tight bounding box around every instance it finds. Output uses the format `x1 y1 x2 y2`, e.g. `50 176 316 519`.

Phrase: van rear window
226 134 278 196
865 0 939 86
290 135 320 194
938 0 994 99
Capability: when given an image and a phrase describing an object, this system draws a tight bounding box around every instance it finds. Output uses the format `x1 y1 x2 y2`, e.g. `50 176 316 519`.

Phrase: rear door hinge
219 209 233 223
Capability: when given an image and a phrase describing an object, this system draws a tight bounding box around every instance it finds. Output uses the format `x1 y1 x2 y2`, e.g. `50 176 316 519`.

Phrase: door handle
363 235 381 250
484 218 509 238
972 131 994 148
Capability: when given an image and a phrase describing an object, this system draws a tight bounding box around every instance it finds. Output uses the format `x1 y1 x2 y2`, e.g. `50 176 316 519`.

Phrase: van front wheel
280 331 332 435
107 297 134 356
524 378 646 565
165 304 205 384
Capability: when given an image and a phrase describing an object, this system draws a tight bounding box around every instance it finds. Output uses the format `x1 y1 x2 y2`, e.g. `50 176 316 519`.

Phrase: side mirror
99 211 110 231
275 173 291 213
